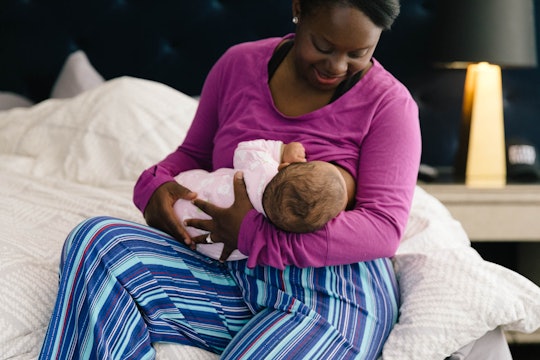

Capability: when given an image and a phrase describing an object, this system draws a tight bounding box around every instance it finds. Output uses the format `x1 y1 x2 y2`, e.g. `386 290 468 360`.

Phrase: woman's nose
328 54 348 75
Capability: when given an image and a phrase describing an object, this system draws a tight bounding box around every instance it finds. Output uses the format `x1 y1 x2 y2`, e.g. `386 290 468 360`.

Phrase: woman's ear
292 0 301 19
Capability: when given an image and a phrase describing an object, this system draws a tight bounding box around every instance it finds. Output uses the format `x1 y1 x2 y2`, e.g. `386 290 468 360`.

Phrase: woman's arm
238 95 421 269
133 86 221 212
133 55 224 241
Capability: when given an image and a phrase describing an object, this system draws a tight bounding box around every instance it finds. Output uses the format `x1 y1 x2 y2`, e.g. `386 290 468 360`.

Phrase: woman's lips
314 68 345 86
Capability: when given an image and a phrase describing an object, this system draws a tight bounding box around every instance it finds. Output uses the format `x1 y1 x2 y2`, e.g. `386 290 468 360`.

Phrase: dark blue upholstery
0 0 294 100
0 0 539 167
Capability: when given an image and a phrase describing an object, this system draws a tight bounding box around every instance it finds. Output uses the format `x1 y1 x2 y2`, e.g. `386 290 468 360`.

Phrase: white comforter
1 77 539 360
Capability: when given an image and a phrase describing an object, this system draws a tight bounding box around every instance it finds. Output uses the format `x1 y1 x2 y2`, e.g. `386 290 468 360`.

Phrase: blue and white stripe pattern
39 216 398 359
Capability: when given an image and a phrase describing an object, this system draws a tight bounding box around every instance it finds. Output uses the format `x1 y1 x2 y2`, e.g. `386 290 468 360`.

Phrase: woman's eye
349 50 368 59
314 42 332 54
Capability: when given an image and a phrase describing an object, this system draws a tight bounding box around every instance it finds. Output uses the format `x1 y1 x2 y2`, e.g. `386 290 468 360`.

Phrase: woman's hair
298 0 400 30
262 161 347 233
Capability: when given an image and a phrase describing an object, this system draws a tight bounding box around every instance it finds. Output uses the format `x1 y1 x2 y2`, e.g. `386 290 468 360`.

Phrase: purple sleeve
132 149 205 212
133 60 223 213
237 95 421 269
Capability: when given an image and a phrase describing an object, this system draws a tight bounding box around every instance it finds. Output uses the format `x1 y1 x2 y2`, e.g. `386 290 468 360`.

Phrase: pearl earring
292 16 299 24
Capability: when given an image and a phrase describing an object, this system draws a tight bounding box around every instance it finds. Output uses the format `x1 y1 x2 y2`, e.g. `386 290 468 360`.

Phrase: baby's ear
278 162 291 171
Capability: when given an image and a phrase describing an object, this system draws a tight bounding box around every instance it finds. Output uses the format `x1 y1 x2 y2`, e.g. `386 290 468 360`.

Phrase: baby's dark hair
262 161 347 233
298 0 400 30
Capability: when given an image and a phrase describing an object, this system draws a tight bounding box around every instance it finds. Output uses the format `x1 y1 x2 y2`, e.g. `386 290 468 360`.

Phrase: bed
1 1 540 359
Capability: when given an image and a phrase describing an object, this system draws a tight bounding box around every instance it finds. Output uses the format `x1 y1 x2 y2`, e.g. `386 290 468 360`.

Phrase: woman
40 0 420 358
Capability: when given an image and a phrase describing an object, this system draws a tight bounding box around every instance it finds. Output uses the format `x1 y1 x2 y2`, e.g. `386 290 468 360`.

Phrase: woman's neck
269 49 335 117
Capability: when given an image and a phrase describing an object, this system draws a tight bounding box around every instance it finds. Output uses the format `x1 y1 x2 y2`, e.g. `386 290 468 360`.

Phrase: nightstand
419 184 540 242
419 184 540 345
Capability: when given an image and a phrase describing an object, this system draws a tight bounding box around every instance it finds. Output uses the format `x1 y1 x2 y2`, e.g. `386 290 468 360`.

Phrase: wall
375 0 540 168
1 0 538 168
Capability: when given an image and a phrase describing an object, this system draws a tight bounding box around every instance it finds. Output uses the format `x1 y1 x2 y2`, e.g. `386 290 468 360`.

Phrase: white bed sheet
0 77 539 360
0 77 217 359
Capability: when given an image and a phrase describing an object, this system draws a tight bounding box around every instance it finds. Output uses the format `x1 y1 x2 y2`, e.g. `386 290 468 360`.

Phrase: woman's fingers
186 199 219 234
232 172 254 222
219 244 235 262
170 218 198 248
191 233 211 245
190 233 234 263
186 172 253 258
185 217 215 234
144 181 197 246
191 197 218 217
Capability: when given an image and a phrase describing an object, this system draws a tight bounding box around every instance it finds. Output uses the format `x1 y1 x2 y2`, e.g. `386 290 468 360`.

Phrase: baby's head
262 161 348 233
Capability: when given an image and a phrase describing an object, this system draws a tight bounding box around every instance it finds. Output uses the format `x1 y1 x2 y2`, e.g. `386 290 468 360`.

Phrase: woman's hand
144 181 198 248
186 171 254 261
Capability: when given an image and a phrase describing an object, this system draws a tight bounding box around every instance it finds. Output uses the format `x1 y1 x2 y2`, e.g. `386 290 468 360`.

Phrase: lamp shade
432 0 537 68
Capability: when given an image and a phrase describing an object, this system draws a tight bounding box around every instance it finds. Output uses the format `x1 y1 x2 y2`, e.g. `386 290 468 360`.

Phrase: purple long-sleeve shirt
134 35 421 269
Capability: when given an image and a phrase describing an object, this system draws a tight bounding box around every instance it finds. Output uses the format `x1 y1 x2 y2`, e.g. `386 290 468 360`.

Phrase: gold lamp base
454 62 506 188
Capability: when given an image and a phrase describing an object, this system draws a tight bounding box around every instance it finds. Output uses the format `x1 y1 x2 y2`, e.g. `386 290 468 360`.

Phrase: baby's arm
234 139 307 170
233 139 284 216
234 139 283 170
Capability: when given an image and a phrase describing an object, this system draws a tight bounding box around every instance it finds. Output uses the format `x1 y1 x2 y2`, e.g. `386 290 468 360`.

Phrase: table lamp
432 0 537 188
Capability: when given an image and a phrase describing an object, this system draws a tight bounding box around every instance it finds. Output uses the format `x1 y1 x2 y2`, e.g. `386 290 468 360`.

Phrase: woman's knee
61 216 127 266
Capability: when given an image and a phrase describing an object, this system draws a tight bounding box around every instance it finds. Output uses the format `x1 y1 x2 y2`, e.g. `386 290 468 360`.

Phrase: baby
174 139 354 260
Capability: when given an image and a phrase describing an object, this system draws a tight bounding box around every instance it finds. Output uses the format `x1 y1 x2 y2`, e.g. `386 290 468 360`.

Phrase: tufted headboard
0 0 294 101
1 0 539 168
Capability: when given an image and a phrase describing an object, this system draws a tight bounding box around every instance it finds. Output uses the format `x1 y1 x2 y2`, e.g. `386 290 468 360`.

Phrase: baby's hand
282 142 306 164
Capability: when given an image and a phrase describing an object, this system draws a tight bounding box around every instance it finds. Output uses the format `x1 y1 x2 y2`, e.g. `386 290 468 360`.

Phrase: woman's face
292 3 383 91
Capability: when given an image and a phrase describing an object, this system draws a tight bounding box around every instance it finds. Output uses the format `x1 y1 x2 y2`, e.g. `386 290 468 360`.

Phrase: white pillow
382 187 540 359
383 249 540 359
0 92 34 111
0 77 197 186
50 50 105 99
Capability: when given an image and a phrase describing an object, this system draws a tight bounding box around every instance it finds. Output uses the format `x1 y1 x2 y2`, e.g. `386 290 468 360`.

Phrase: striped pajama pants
39 216 399 360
